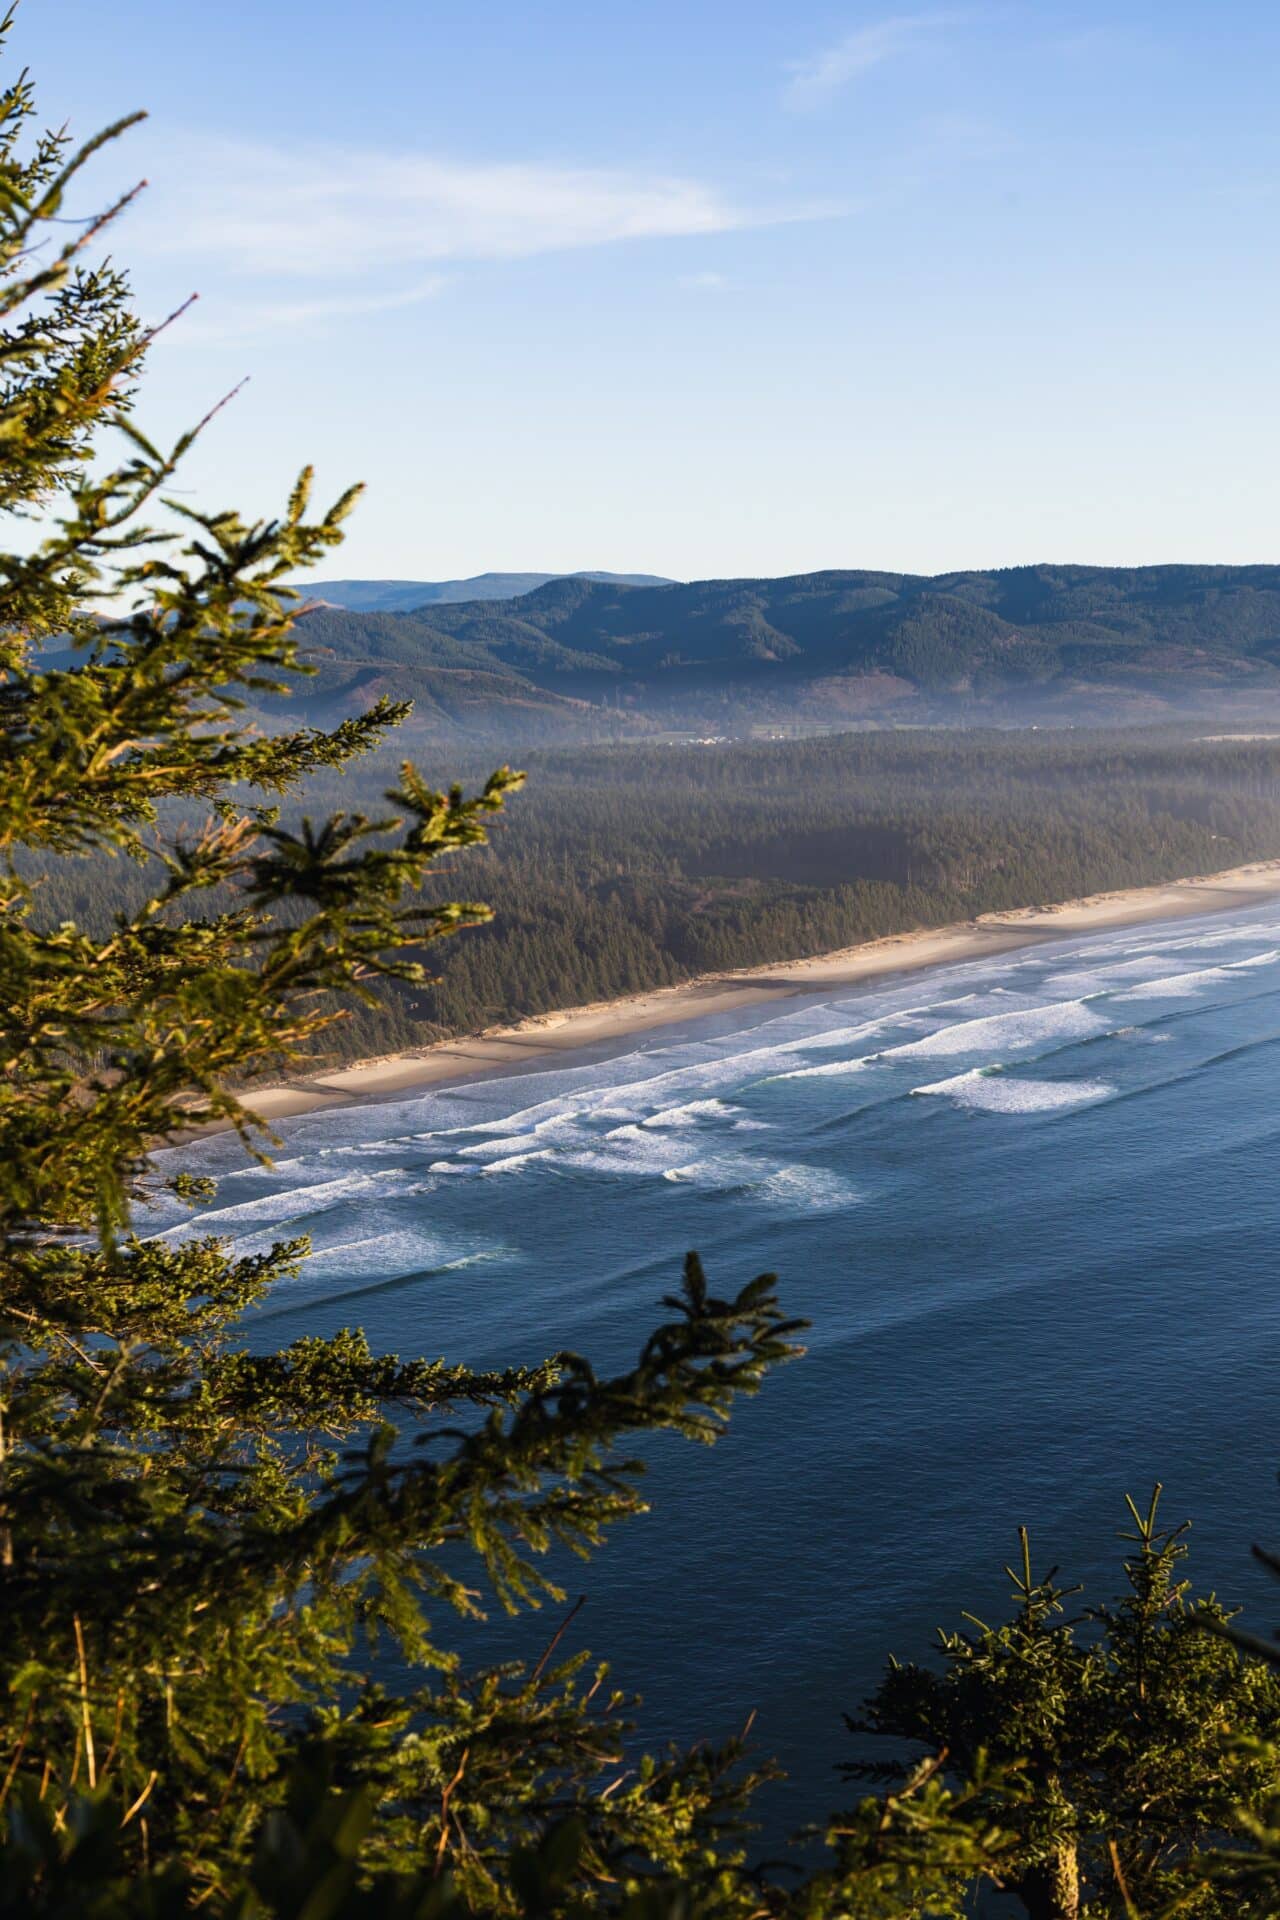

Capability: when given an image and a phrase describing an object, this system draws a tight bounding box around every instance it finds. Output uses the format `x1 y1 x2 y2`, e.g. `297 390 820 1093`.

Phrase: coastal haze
281 564 1280 745
309 571 677 612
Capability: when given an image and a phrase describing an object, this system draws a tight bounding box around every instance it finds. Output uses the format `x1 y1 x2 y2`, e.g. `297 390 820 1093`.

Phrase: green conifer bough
0 26 807 1913
5 23 1280 1920
849 1490 1280 1920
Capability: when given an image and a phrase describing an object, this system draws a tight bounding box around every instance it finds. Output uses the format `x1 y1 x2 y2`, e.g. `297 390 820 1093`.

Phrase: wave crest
886 998 1106 1061
912 1069 1114 1113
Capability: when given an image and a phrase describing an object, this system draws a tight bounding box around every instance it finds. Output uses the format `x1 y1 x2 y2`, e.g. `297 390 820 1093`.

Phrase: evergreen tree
0 30 1018 1920
0 32 798 1914
848 1491 1280 1919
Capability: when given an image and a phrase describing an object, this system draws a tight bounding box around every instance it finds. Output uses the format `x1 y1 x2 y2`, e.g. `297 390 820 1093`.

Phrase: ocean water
150 902 1280 1838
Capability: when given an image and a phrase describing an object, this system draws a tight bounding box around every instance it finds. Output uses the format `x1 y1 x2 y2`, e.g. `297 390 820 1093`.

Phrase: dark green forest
29 725 1280 1066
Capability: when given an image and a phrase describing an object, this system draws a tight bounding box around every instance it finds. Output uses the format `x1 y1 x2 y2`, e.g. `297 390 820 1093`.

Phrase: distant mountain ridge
307 571 676 613
284 563 1280 742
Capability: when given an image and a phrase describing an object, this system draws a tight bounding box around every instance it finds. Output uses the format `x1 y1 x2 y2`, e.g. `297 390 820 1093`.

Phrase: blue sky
23 2 1280 581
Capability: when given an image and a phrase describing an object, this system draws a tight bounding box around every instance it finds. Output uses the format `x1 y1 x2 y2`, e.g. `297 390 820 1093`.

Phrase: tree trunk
1016 1840 1081 1920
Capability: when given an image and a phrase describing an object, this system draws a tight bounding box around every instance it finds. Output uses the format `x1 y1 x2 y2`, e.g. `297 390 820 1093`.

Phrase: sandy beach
238 858 1280 1126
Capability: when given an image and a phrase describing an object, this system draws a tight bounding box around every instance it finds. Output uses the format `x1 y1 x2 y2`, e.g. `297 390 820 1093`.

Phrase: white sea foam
429 1010 956 1133
454 1114 582 1160
755 1164 860 1211
223 1223 506 1281
655 1152 761 1190
436 1007 940 1151
268 1093 462 1152
656 1155 858 1209
1041 956 1180 997
1161 924 1280 952
230 1155 310 1181
771 1056 871 1082
155 906 1280 1263
1023 936 1280 1010
1068 917 1280 963
884 998 1107 1060
465 1095 777 1183
301 1228 495 1281
642 1097 741 1127
1059 945 1280 1006
478 1148 557 1175
776 1007 945 1052
600 1122 658 1146
313 1136 418 1159
1231 947 1280 970
912 1069 1113 1113
1114 965 1229 1001
149 1170 401 1240
564 1136 753 1183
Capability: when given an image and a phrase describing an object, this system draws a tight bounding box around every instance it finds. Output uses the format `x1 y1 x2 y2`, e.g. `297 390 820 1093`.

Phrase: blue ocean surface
150 902 1280 1837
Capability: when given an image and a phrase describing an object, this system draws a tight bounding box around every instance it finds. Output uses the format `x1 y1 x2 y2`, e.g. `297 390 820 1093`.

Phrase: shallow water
151 902 1280 1839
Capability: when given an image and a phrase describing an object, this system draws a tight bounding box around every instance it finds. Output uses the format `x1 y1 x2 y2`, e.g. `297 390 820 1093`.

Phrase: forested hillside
31 727 1280 1064
281 563 1280 744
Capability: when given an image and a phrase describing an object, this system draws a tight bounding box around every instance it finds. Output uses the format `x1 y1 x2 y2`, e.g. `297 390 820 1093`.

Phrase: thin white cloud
784 12 966 110
166 276 449 346
679 270 730 290
131 136 810 277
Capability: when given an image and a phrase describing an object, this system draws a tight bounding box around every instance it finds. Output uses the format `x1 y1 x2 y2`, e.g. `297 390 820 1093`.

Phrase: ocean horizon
150 899 1280 1839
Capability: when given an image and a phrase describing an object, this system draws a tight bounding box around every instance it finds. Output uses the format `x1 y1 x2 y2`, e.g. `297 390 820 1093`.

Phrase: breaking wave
770 1057 870 1083
149 1171 404 1241
912 1069 1114 1114
640 1097 745 1128
884 999 1107 1061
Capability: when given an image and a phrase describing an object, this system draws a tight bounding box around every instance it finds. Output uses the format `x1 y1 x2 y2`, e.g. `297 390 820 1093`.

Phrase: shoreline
238 858 1280 1127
